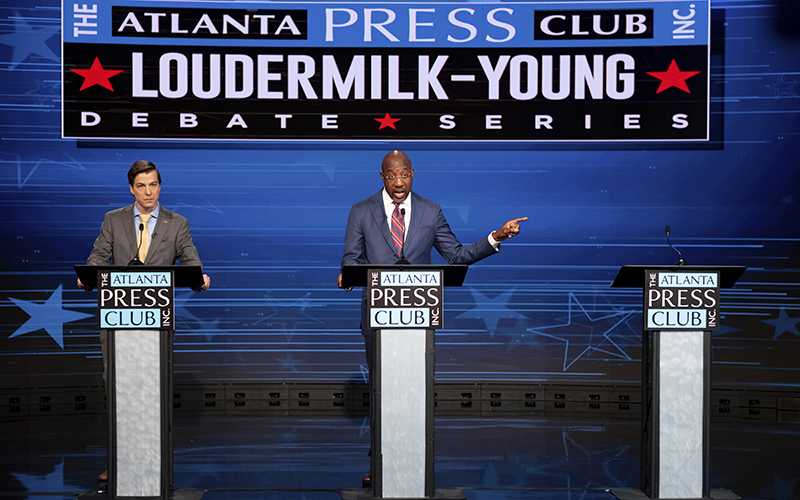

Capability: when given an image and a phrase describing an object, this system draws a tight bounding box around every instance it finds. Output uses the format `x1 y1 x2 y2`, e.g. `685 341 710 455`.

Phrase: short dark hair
127 160 161 186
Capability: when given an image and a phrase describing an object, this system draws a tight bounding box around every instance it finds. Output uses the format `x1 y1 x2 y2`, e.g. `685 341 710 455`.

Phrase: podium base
78 488 206 500
340 488 465 500
609 488 741 500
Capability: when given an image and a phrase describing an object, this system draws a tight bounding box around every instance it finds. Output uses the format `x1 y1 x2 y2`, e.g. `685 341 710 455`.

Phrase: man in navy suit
337 150 526 484
339 148 526 344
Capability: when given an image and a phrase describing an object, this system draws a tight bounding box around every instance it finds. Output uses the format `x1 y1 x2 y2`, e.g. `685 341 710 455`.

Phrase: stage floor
1 415 797 500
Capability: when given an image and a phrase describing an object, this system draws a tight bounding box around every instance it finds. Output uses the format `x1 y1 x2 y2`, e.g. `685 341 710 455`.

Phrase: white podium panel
379 329 427 498
114 329 162 497
654 330 707 499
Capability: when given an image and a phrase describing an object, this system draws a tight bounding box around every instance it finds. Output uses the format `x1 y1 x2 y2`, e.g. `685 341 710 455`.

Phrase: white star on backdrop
453 288 528 337
8 284 94 348
0 14 60 69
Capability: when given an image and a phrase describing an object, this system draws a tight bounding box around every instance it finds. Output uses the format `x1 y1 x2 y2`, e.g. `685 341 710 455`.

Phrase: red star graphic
70 57 124 91
646 59 701 94
375 113 401 130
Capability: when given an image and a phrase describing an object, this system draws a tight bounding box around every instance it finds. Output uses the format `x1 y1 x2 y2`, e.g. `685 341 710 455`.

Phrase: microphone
127 223 145 266
394 208 410 265
665 225 688 266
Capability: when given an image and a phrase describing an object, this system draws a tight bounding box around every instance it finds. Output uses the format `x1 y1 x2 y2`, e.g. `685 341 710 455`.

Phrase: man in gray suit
79 159 210 482
78 160 210 373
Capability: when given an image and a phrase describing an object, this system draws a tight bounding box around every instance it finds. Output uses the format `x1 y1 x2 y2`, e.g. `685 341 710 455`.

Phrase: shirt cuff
487 232 501 251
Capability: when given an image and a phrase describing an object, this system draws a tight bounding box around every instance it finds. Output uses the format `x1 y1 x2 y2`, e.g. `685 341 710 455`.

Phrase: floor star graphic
11 459 81 495
0 14 60 70
375 112 401 130
70 57 124 91
8 285 94 348
453 288 528 337
761 307 800 339
605 309 644 348
516 292 635 371
646 59 701 93
254 292 323 341
275 352 301 371
765 74 799 99
192 317 227 343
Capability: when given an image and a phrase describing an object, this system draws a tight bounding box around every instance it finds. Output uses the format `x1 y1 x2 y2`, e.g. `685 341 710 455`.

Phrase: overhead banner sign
62 1 710 141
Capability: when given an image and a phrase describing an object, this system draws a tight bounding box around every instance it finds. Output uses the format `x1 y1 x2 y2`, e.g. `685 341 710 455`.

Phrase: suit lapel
122 205 138 257
146 207 170 261
404 192 426 251
369 190 397 255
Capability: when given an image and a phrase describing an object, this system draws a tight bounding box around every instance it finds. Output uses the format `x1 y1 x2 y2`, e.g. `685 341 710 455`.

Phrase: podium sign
98 270 175 330
368 268 443 329
644 269 719 331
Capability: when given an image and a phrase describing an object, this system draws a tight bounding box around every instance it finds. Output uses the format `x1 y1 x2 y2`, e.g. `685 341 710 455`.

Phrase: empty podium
341 264 468 500
76 264 203 500
611 265 745 500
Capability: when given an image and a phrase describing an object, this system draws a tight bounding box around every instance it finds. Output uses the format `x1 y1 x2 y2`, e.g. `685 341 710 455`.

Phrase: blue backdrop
1 0 798 389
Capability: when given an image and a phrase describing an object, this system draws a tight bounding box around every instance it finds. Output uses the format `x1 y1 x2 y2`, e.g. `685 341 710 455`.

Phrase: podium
75 265 203 500
341 264 468 500
610 265 745 500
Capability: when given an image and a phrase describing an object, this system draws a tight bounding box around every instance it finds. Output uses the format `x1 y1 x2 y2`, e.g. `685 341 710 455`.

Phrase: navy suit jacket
342 190 498 335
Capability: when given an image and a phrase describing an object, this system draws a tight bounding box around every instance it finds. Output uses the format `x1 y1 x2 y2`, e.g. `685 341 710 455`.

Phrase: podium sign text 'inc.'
644 270 719 331
368 270 443 329
98 271 175 330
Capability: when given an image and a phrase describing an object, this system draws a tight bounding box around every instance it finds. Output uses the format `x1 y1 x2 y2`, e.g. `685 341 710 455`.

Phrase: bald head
381 150 412 172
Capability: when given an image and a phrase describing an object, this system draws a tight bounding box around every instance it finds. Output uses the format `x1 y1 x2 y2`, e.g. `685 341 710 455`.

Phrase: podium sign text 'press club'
98 270 175 330
368 269 443 329
644 269 719 331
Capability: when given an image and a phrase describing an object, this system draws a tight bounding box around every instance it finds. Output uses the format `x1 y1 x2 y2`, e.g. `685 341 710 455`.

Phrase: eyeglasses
383 173 412 181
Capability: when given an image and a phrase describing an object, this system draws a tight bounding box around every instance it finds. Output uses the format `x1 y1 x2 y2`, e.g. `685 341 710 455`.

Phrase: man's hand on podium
193 274 211 292
77 277 85 289
492 217 528 242
337 273 353 291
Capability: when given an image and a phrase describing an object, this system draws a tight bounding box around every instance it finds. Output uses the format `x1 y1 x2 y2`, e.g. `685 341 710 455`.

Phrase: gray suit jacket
87 204 202 267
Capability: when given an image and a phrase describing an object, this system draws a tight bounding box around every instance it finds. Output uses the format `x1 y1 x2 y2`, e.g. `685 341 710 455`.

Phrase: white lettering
447 9 477 43
81 111 100 126
132 112 148 127
486 8 515 42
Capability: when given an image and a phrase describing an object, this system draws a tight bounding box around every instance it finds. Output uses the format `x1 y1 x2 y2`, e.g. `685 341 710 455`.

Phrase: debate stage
2 413 796 500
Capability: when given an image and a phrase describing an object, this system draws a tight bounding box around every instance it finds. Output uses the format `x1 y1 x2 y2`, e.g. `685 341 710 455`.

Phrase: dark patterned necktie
390 202 404 257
